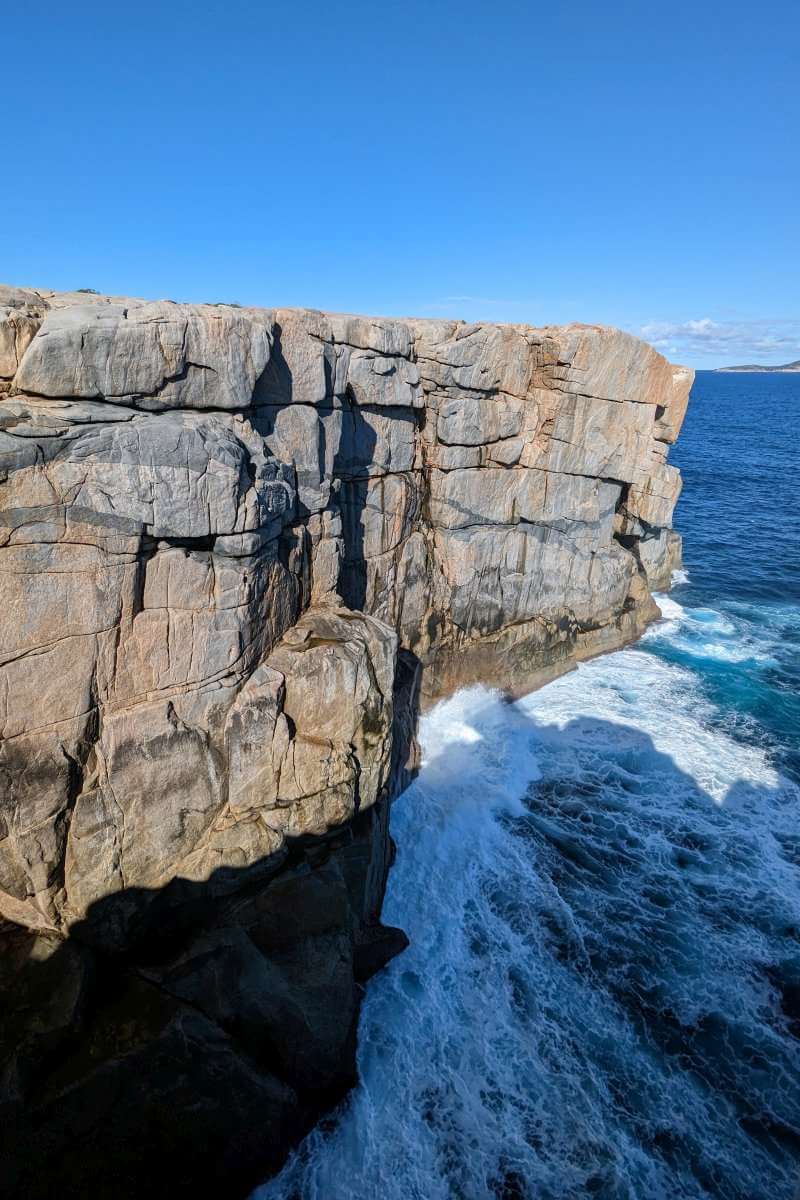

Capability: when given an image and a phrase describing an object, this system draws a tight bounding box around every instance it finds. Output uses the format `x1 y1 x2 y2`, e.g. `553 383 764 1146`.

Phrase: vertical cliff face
0 285 691 1197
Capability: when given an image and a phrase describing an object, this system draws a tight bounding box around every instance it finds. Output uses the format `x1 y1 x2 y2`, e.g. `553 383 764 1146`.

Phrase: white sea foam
647 592 686 636
257 613 800 1200
647 593 776 666
653 593 687 623
518 649 780 803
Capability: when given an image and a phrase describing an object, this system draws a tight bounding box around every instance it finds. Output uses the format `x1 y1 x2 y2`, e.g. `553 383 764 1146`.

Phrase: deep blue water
665 371 800 785
259 373 800 1200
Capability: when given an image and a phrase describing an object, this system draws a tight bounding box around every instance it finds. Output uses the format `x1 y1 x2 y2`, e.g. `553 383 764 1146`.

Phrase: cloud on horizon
637 317 800 366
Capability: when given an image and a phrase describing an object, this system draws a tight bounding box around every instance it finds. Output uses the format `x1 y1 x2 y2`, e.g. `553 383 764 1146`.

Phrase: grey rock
436 393 526 446
13 301 273 410
0 283 691 1197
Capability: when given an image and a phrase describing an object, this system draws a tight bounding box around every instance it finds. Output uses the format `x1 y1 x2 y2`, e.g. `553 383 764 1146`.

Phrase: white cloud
637 317 800 365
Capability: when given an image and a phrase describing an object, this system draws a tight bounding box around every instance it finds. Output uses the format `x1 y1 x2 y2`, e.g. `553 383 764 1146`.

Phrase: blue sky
4 1 798 367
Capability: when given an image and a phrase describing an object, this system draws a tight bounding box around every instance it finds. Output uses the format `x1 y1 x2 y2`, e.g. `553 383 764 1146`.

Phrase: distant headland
715 359 800 373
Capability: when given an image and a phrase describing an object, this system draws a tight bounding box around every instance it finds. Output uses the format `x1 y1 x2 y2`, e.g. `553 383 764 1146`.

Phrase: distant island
716 359 800 373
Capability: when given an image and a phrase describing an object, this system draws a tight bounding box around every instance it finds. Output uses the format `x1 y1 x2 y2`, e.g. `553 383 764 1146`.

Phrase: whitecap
647 595 778 666
653 593 686 623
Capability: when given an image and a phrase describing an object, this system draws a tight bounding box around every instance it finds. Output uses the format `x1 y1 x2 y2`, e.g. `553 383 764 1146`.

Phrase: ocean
257 372 800 1200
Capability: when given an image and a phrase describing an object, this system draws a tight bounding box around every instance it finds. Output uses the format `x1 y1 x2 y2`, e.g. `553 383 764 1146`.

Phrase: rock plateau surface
0 285 691 1197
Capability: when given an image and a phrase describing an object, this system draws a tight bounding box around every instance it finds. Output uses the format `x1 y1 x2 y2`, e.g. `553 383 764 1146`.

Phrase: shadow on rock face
0 805 409 1200
334 384 377 612
0 647 423 1200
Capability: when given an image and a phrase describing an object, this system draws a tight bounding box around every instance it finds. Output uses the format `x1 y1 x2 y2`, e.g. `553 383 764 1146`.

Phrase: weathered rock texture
0 285 691 1197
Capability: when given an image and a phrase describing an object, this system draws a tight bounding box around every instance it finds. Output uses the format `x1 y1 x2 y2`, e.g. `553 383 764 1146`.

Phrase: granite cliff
0 285 691 1197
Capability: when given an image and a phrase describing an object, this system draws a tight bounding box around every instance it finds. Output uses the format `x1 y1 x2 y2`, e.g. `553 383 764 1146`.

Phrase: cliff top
0 281 682 350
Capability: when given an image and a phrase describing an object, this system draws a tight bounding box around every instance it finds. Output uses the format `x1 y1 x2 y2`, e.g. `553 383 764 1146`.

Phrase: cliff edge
0 285 691 1196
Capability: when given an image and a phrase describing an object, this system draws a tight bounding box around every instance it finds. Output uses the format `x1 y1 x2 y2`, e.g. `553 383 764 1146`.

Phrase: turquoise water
259 373 800 1199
